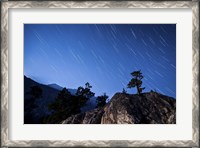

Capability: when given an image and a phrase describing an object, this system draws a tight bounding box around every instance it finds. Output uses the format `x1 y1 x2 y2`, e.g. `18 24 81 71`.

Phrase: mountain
67 88 78 96
24 76 97 123
48 84 78 96
48 83 63 90
24 76 60 123
61 92 176 124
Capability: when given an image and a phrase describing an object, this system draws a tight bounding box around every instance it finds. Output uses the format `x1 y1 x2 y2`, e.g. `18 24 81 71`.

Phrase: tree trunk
136 85 140 95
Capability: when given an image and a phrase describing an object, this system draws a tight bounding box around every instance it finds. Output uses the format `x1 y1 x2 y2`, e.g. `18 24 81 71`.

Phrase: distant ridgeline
24 70 175 124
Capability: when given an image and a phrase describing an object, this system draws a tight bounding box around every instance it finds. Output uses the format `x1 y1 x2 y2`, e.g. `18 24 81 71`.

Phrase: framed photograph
1 1 199 147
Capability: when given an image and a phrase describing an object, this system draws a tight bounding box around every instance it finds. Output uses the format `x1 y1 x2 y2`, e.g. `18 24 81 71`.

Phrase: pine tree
122 88 127 94
127 70 145 95
45 88 80 123
96 93 109 108
76 82 95 98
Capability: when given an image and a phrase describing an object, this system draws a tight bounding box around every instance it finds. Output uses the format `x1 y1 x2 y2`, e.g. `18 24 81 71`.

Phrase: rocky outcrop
61 108 104 124
61 92 176 124
101 92 176 124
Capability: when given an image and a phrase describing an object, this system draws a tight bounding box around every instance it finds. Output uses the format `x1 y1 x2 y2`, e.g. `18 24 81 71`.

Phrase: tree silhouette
96 93 109 108
76 86 84 96
83 82 95 98
44 85 96 124
85 82 92 89
122 88 127 94
76 82 95 98
48 88 71 111
45 88 80 123
127 70 145 95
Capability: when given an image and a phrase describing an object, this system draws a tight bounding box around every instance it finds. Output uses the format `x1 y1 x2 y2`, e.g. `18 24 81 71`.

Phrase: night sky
24 24 176 99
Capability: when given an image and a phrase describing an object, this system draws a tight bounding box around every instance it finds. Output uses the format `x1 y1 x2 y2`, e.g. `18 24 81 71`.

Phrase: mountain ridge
48 83 63 90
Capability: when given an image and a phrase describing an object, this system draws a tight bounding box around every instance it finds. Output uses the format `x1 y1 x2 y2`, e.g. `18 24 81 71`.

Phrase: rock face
101 92 176 124
61 108 104 124
61 92 176 124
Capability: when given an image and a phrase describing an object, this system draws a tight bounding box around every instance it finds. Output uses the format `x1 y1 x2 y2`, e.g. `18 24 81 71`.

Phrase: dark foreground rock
61 92 176 124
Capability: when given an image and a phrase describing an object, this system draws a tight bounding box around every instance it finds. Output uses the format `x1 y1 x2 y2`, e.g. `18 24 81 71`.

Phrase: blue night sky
24 24 176 99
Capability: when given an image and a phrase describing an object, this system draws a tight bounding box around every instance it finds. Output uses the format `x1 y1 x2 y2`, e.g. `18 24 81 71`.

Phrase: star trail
24 24 176 98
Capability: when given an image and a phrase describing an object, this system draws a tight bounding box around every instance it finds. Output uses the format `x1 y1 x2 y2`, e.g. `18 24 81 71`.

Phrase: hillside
61 92 176 124
24 76 97 124
24 76 60 123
